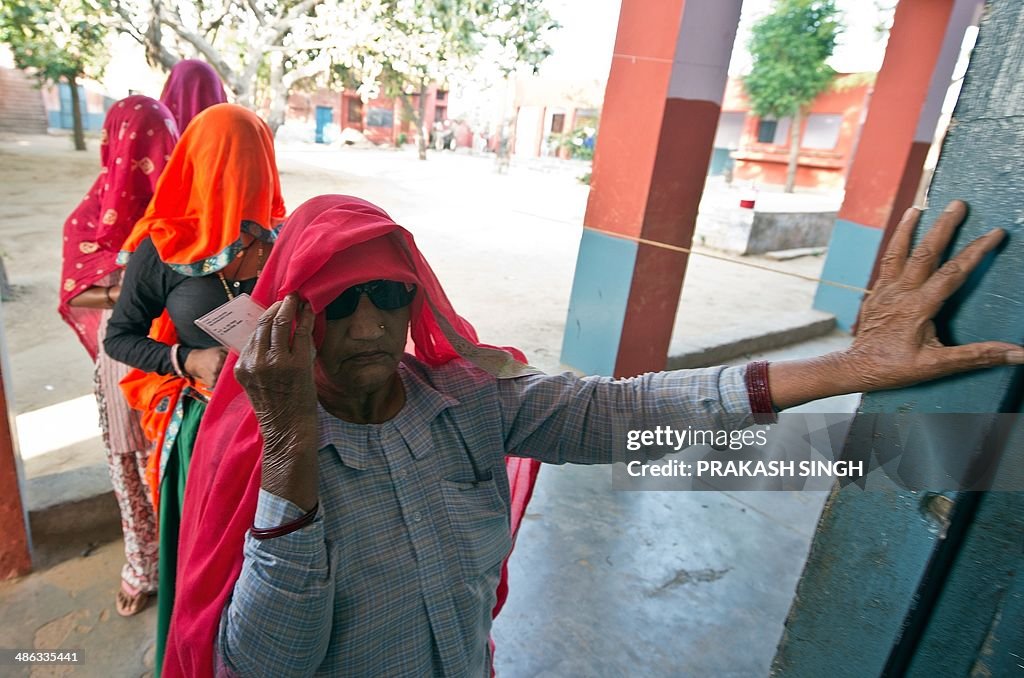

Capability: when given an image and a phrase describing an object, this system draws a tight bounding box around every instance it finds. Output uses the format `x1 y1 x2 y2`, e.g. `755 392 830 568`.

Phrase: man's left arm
497 365 751 465
497 201 1024 463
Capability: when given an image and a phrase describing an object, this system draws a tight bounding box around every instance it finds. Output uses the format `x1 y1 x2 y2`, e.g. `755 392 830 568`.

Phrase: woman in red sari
58 95 179 616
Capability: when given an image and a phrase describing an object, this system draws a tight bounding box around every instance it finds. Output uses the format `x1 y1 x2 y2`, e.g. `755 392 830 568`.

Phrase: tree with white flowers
108 0 558 149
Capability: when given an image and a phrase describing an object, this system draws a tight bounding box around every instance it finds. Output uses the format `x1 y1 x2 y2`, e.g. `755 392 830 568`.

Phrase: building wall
725 73 873 190
0 67 48 134
40 80 114 131
511 76 603 159
287 90 342 124
287 84 448 146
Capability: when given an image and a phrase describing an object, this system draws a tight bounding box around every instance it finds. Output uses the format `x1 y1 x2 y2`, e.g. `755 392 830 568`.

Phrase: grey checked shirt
218 357 751 677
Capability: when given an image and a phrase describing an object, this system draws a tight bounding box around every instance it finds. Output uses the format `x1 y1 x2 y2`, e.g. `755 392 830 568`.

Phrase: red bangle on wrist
250 503 319 540
745 360 777 424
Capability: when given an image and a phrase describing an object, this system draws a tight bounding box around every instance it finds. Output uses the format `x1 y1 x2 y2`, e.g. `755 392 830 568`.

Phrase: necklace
216 272 236 300
216 241 267 300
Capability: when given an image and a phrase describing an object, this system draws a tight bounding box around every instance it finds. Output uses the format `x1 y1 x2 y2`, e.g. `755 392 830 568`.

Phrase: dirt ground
2 134 102 413
0 133 590 414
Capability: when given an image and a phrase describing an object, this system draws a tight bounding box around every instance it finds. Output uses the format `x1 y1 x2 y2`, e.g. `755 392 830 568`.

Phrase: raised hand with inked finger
235 293 319 512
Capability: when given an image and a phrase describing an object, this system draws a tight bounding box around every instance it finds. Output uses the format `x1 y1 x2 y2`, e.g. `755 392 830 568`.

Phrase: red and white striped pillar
561 0 742 376
813 0 982 330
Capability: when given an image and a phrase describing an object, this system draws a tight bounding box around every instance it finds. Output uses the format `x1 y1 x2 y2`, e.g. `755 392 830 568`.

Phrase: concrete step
16 396 120 552
667 309 836 369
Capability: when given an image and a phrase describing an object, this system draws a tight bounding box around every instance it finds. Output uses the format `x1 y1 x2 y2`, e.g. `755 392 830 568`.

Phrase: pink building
511 76 603 159
286 84 450 145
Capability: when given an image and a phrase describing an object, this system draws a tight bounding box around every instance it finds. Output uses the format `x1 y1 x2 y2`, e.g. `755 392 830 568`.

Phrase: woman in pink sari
159 59 228 133
59 95 179 616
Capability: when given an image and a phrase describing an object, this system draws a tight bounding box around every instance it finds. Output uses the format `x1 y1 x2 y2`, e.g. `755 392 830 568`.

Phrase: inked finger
877 207 919 284
270 295 299 352
250 301 282 358
291 299 316 354
920 228 1005 315
902 200 967 287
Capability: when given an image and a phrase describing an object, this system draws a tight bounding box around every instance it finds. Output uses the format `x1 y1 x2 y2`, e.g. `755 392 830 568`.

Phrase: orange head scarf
120 103 285 268
117 103 286 510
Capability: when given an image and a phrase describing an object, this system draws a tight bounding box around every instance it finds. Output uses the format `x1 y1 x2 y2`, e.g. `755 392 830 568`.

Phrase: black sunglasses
326 280 417 320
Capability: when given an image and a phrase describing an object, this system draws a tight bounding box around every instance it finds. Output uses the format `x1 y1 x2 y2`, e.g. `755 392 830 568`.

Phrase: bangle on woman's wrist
104 286 115 308
250 503 319 540
745 360 777 424
170 343 188 379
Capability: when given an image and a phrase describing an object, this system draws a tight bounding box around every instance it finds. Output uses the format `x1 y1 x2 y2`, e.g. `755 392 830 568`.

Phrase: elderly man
163 195 1022 678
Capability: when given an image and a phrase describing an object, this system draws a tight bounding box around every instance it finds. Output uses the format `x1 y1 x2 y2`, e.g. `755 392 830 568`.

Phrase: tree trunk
417 83 429 160
397 89 425 158
235 81 254 110
144 0 179 71
68 74 86 152
266 52 287 136
0 253 13 301
785 107 802 193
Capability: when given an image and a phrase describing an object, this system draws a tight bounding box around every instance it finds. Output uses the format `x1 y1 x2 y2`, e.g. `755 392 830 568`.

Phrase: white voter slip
194 293 267 353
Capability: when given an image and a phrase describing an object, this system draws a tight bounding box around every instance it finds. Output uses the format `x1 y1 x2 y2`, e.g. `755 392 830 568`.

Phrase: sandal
116 580 153 617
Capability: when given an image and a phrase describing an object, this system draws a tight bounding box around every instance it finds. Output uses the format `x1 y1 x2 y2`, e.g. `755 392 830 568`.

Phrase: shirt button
413 511 423 522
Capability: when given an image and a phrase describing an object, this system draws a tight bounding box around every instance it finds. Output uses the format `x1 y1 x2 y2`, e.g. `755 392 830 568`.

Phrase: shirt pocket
440 475 512 578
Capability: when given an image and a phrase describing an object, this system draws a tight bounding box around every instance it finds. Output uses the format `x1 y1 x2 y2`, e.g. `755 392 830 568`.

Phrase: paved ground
0 133 854 677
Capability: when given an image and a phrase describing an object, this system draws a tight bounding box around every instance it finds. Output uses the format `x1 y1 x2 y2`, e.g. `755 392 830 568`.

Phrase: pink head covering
163 195 540 677
159 59 228 132
58 95 179 358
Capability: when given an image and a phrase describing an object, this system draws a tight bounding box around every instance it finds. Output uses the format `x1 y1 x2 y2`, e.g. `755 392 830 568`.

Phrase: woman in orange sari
103 103 285 675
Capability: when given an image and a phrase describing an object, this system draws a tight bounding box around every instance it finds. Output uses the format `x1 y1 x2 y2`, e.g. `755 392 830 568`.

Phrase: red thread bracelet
250 503 319 540
745 360 777 424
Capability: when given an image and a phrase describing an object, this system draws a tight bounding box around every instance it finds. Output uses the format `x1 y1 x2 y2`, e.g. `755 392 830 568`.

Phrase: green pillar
772 1 1024 675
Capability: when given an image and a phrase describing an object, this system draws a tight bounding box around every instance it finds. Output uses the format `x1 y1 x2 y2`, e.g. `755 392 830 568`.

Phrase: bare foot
116 581 153 617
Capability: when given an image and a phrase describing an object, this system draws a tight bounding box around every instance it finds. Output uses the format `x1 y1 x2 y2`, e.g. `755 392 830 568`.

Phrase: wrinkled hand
236 294 317 439
845 200 1024 392
235 294 319 509
184 346 228 389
